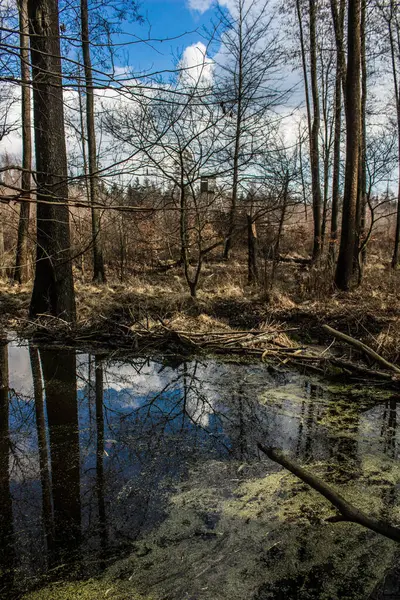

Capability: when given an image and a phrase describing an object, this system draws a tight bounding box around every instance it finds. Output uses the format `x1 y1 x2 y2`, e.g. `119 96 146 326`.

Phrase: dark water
0 337 399 599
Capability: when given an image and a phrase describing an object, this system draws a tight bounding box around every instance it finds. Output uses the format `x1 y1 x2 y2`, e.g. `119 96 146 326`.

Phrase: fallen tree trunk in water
322 324 400 375
257 443 400 543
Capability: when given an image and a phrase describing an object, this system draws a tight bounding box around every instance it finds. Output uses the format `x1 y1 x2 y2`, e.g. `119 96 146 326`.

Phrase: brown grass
1 255 400 364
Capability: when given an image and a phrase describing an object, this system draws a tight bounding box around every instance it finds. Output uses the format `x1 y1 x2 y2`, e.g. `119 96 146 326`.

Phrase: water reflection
1 341 399 598
40 348 82 567
29 346 53 562
0 341 14 595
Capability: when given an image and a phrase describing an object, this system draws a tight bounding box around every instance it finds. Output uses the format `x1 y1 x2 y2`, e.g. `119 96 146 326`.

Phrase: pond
1 336 400 599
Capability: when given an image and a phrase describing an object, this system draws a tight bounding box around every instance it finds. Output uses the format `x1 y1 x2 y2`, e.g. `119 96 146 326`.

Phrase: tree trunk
335 0 361 291
320 54 334 255
271 173 289 286
309 0 323 260
359 0 368 278
329 0 345 264
223 2 243 261
296 0 313 230
329 68 342 263
80 0 106 283
354 0 367 283
247 214 258 284
14 0 32 284
388 0 400 268
28 0 76 320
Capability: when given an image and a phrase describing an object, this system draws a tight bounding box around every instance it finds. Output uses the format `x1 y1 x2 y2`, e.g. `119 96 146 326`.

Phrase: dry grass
1 255 400 365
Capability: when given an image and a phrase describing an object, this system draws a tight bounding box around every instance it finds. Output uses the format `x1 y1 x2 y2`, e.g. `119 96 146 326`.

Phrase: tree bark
223 2 243 261
354 0 367 283
247 214 258 284
335 0 361 291
80 0 106 283
28 0 76 320
388 0 400 269
309 0 323 260
14 0 32 284
329 0 345 264
270 172 289 287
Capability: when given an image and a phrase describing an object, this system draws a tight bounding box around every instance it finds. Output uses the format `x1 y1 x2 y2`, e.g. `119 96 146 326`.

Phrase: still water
1 337 399 599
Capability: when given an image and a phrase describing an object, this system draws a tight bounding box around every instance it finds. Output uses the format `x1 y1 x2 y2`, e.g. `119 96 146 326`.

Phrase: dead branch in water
323 324 400 375
257 443 400 543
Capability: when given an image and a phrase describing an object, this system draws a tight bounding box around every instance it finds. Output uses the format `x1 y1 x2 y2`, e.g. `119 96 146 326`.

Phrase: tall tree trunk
329 0 345 264
388 0 400 268
357 0 367 282
14 0 32 284
223 2 243 260
335 0 361 291
309 0 323 260
298 126 308 221
296 0 313 230
320 54 334 255
80 0 106 283
330 0 347 97
28 0 76 320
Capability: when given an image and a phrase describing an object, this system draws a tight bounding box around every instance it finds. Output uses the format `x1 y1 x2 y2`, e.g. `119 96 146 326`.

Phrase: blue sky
114 0 222 77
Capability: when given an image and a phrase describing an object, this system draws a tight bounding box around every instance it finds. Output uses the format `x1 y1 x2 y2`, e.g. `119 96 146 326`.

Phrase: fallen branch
322 324 400 375
257 443 400 543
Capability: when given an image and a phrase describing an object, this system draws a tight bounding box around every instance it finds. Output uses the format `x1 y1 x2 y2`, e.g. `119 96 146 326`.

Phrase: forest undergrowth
1 254 399 367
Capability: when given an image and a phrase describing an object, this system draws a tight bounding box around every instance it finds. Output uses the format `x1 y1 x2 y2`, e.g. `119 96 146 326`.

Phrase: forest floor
1 255 399 365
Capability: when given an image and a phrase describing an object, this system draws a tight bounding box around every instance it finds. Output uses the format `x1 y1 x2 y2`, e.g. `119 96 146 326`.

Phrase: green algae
21 579 155 600
21 451 400 600
102 455 399 600
17 369 400 600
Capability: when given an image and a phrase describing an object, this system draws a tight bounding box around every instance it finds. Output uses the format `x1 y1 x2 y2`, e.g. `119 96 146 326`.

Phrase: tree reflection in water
0 340 14 596
39 348 82 569
0 345 399 598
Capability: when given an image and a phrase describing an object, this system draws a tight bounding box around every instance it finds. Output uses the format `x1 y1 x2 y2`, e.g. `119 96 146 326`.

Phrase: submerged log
257 443 400 543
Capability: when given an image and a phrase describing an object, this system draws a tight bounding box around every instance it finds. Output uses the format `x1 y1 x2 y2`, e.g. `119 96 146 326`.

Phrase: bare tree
213 0 286 260
376 0 400 268
80 0 106 283
14 0 32 284
329 0 345 263
294 0 323 259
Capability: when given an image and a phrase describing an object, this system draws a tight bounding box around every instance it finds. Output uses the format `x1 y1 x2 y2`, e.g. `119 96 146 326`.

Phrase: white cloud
188 0 243 16
188 0 214 13
179 42 214 86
